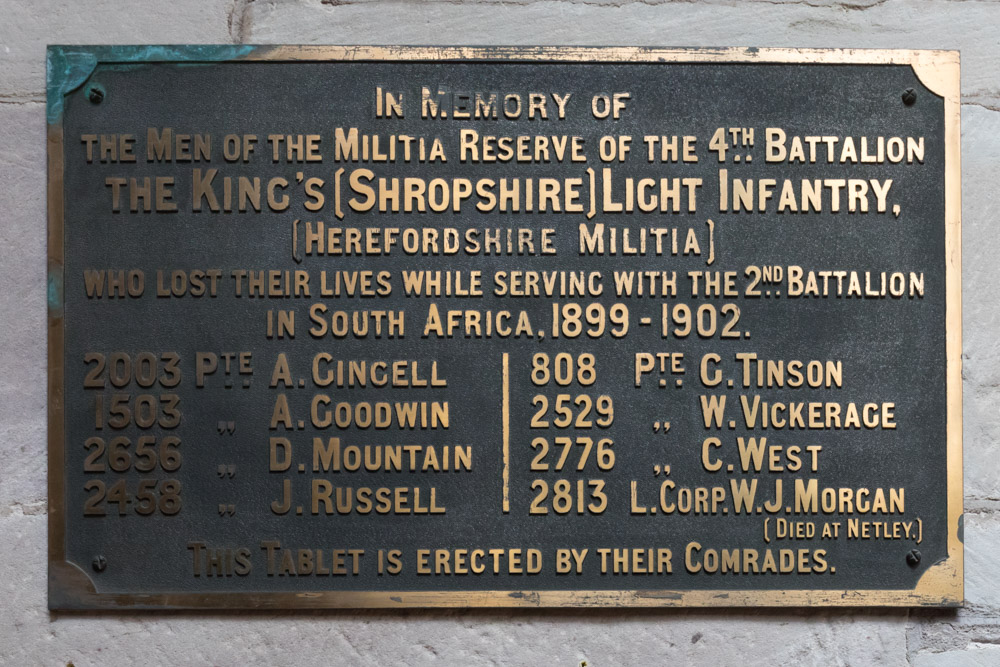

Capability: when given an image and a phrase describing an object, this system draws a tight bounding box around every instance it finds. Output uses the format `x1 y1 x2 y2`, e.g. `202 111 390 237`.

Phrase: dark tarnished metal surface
47 46 962 609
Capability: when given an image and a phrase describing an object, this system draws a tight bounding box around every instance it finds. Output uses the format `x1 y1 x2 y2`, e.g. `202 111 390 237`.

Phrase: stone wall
2 1 998 663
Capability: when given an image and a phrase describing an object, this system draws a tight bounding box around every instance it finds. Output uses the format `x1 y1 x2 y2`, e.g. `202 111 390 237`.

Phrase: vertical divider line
502 352 510 514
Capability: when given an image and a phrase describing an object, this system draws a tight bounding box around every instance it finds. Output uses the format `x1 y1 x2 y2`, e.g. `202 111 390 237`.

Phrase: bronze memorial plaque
47 47 962 609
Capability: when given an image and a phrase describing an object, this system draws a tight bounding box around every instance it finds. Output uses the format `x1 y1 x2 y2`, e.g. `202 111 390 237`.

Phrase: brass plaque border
47 46 962 609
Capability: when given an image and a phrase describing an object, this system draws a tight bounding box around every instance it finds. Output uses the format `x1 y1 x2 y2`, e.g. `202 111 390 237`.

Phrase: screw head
87 86 104 104
906 549 921 567
92 555 107 572
901 88 917 106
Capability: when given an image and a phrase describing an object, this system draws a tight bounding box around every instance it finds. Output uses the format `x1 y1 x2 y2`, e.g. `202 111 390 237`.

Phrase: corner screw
92 555 107 572
88 86 104 104
906 549 921 568
901 88 917 106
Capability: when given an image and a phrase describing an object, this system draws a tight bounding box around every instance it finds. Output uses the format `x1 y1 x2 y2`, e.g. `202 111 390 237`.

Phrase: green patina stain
46 45 258 124
47 269 63 311
46 47 97 124
46 45 260 311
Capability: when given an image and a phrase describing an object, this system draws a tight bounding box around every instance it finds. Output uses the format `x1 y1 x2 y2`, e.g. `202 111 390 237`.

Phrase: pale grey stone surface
912 644 1000 667
1 0 997 664
0 0 235 102
0 102 46 516
962 104 1000 393
250 0 1000 108
962 513 1000 611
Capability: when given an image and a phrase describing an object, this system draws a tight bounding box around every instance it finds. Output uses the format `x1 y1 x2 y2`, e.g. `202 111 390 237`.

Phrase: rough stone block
250 0 1000 108
0 0 234 100
0 102 47 511
913 643 1000 666
961 105 1000 389
965 388 1000 503
965 512 1000 610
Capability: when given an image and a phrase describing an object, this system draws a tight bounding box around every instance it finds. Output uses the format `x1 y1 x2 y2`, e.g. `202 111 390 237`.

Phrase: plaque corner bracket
908 50 961 102
48 558 99 611
46 46 99 123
